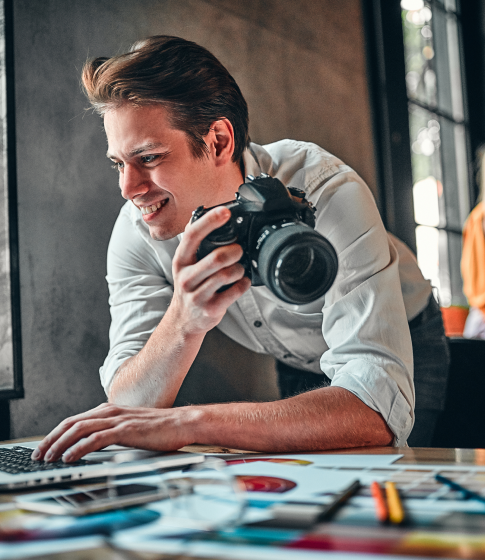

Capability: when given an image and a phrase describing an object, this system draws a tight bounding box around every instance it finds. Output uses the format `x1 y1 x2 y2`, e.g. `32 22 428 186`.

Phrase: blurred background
0 0 483 438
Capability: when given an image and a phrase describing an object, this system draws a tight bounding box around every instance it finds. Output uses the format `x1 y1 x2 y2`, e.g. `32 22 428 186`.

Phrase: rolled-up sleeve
99 204 176 393
314 174 415 446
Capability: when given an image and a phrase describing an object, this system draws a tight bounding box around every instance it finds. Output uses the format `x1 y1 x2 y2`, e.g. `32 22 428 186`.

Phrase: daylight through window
401 0 471 307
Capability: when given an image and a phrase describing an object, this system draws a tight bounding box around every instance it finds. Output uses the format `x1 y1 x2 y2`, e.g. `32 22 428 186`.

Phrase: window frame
363 0 417 253
363 0 474 307
0 0 23 401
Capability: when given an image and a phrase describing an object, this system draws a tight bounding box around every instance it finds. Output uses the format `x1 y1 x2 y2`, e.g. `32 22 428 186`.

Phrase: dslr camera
191 174 338 305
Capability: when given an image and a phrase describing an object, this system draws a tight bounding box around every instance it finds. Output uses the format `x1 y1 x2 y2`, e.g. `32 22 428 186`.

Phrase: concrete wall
10 0 375 437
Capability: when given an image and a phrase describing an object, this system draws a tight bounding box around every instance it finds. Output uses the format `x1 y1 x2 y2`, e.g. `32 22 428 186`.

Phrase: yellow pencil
384 481 405 524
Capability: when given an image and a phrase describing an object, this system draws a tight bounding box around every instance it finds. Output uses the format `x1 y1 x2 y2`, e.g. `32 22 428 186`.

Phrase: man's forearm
108 208 252 409
108 304 206 408
35 386 396 463
189 386 394 452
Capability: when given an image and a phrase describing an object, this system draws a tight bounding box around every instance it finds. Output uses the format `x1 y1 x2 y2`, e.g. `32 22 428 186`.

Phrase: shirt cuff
330 363 414 447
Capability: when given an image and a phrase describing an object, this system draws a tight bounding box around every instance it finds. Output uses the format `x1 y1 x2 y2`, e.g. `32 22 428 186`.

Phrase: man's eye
111 161 124 172
141 155 158 164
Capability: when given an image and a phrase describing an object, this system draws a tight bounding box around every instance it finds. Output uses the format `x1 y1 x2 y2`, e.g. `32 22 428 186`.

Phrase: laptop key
0 446 93 474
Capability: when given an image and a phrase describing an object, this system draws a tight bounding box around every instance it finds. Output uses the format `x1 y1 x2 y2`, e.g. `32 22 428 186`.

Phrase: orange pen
370 481 389 523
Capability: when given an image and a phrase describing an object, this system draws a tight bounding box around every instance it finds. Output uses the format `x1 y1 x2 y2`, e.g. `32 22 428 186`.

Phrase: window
0 0 22 400
401 0 471 307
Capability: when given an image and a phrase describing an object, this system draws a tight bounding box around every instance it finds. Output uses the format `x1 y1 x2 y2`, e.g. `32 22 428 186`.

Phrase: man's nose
120 165 150 201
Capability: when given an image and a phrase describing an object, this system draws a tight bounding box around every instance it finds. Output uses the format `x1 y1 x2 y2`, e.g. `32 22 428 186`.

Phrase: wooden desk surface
182 444 485 466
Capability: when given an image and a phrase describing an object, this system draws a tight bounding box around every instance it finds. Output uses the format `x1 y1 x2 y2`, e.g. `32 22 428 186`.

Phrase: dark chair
431 338 485 448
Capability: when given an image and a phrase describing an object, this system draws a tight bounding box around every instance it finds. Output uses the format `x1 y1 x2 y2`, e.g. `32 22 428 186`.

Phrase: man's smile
138 199 168 216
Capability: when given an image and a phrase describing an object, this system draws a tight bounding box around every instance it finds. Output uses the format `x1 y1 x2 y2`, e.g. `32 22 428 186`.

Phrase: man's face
105 104 228 240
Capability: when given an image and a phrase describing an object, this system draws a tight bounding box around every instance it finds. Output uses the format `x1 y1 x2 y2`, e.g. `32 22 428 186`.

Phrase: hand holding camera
191 174 338 305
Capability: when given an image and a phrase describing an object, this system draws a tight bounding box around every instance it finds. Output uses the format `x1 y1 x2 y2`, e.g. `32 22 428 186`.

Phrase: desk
2 444 485 560
183 444 485 467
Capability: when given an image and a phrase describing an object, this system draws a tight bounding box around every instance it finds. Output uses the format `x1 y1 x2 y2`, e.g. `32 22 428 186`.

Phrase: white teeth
141 201 164 215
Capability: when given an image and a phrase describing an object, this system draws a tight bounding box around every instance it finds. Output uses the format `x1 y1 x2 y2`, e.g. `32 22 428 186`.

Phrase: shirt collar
243 143 275 179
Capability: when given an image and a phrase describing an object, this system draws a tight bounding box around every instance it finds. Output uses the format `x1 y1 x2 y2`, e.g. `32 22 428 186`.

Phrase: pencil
435 473 485 504
370 481 388 523
385 481 405 524
317 479 361 522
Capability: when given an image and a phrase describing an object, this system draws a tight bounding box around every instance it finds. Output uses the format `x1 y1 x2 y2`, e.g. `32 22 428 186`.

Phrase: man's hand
31 403 200 463
108 206 251 408
170 206 251 336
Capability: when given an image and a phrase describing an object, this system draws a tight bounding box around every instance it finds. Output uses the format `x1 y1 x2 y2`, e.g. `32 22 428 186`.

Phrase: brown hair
82 36 250 163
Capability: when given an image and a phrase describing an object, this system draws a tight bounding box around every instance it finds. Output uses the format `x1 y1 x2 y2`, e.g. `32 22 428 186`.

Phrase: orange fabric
461 203 485 315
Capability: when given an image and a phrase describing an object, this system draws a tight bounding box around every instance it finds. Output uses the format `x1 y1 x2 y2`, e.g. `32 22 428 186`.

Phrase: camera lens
257 224 338 304
278 245 319 289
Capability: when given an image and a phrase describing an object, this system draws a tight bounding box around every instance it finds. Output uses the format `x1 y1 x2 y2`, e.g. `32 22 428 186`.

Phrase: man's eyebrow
106 142 166 159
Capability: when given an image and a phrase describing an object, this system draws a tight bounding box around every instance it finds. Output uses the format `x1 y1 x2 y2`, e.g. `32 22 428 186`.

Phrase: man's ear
206 119 235 166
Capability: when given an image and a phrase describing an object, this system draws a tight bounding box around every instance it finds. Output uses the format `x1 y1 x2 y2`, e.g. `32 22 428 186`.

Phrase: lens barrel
257 223 338 304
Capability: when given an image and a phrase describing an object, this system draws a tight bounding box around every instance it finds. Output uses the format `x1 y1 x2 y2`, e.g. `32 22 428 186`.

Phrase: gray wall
10 0 375 437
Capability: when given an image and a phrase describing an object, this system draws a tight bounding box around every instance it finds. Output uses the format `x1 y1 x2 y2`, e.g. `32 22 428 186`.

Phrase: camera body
191 174 338 304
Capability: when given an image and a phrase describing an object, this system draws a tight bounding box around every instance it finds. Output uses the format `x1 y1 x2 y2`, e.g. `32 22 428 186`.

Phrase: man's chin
148 225 179 241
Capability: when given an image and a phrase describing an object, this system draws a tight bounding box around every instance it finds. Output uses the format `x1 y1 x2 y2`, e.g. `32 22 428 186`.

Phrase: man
33 36 448 464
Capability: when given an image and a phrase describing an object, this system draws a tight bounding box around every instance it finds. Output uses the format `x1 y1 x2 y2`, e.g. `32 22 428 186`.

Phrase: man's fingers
43 417 121 462
176 206 232 267
177 244 244 293
33 418 87 460
212 275 252 308
32 403 122 461
62 428 120 463
196 262 248 300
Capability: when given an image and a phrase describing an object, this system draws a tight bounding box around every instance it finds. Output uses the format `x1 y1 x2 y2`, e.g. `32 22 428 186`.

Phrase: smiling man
33 36 449 463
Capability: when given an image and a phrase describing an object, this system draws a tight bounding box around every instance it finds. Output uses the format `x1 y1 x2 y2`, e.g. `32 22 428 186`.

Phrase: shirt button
254 320 262 328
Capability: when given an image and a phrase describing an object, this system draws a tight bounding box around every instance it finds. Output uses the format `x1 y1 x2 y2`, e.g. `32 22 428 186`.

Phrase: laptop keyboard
0 446 92 474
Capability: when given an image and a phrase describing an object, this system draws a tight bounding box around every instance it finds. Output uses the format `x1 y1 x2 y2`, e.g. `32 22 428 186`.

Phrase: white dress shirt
100 140 432 446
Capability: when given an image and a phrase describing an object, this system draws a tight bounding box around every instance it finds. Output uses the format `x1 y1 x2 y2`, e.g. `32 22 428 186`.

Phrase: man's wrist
179 405 205 444
184 405 214 446
164 298 210 340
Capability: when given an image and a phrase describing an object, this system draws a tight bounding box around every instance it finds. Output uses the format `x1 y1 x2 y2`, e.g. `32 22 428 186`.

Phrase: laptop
0 440 204 490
